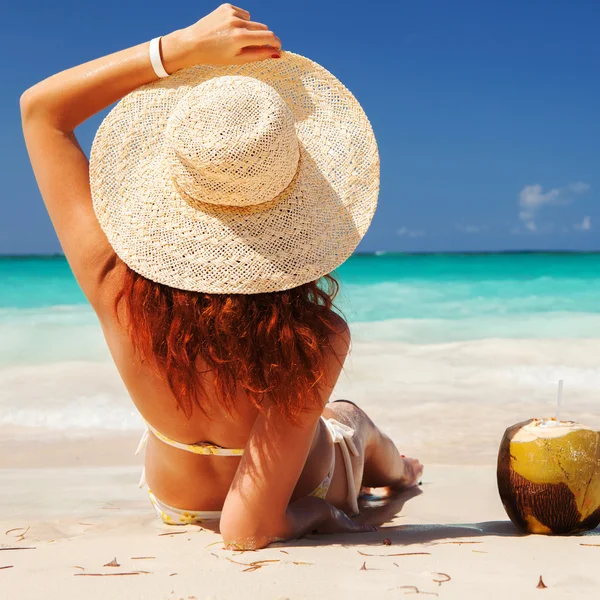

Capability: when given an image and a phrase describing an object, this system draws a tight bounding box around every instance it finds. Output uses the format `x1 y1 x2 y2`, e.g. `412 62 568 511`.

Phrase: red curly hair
115 266 344 421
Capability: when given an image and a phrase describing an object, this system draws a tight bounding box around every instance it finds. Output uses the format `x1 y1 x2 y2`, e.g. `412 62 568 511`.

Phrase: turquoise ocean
1 253 599 433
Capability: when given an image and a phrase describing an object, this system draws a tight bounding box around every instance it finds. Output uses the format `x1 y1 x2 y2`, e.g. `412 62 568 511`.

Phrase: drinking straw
556 379 564 423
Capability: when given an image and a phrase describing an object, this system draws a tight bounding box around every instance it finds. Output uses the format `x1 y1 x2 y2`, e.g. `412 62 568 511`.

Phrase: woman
21 4 422 549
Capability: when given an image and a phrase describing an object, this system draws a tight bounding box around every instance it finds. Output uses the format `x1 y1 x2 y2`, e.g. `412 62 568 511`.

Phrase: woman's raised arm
20 4 280 308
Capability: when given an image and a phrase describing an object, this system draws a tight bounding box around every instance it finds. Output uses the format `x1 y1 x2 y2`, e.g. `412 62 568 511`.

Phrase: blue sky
2 0 598 254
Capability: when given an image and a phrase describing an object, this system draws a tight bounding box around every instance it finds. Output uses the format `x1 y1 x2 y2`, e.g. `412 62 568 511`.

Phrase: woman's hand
222 496 375 551
315 504 376 535
162 4 281 73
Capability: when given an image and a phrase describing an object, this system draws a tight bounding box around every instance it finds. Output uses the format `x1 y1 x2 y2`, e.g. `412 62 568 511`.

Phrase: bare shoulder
328 312 351 358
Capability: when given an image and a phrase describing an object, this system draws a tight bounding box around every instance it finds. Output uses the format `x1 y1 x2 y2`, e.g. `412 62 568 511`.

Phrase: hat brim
90 52 379 294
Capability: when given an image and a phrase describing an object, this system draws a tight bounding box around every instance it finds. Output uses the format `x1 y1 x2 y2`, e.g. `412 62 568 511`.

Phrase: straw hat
90 51 379 294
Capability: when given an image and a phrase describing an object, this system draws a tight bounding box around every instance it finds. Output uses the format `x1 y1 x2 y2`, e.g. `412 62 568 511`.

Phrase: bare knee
324 400 373 428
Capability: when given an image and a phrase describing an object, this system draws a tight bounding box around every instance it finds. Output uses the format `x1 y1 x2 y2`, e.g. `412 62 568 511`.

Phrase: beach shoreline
4 337 600 468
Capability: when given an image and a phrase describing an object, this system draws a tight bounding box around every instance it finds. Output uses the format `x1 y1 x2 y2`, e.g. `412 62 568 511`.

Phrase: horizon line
1 249 600 259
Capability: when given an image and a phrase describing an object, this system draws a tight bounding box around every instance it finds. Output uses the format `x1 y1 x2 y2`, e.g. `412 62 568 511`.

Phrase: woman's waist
142 418 335 510
144 446 240 511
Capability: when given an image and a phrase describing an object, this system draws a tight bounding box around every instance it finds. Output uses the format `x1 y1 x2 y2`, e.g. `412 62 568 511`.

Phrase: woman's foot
361 456 424 497
380 456 423 495
390 456 423 491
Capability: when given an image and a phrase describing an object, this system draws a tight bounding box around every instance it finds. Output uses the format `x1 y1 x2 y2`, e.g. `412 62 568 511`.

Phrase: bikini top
136 422 245 457
137 416 344 457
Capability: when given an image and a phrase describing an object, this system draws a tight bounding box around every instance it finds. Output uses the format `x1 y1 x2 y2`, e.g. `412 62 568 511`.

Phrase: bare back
97 259 347 511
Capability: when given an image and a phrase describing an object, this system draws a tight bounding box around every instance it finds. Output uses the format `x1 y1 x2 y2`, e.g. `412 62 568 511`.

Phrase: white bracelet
149 37 169 79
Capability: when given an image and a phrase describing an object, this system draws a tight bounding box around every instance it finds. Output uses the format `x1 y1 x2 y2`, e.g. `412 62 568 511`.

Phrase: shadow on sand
297 487 600 548
296 487 523 548
197 485 599 548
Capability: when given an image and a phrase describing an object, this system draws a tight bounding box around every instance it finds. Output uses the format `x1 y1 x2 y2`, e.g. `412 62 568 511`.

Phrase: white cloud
568 182 591 194
525 221 537 232
517 182 590 232
397 226 425 238
511 222 555 235
574 216 592 232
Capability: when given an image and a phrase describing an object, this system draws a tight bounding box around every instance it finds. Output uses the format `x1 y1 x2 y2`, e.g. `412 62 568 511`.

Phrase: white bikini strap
138 466 147 489
323 418 360 516
140 423 244 456
135 428 150 488
135 427 150 455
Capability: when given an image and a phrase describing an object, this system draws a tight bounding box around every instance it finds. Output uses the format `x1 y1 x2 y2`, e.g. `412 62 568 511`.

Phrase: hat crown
165 76 300 208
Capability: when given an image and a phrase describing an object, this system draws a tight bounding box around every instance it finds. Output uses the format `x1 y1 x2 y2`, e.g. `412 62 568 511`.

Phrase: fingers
347 514 376 533
235 20 269 31
237 29 281 49
339 519 375 534
333 507 376 534
236 46 281 64
226 4 250 19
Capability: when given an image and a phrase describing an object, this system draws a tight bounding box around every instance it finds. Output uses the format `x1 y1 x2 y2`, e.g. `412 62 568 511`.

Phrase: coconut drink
497 417 600 535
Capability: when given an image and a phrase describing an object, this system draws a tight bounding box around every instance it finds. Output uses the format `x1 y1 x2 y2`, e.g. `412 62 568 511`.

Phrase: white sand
2 339 600 598
2 463 599 599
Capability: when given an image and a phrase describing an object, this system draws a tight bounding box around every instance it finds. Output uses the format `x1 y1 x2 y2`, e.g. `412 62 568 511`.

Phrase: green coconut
497 418 600 535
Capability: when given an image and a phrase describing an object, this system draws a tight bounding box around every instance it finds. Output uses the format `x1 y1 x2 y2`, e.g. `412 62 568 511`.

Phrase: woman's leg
322 400 423 513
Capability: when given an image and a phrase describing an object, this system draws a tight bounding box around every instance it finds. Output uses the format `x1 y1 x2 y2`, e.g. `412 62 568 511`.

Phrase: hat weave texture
90 52 379 294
